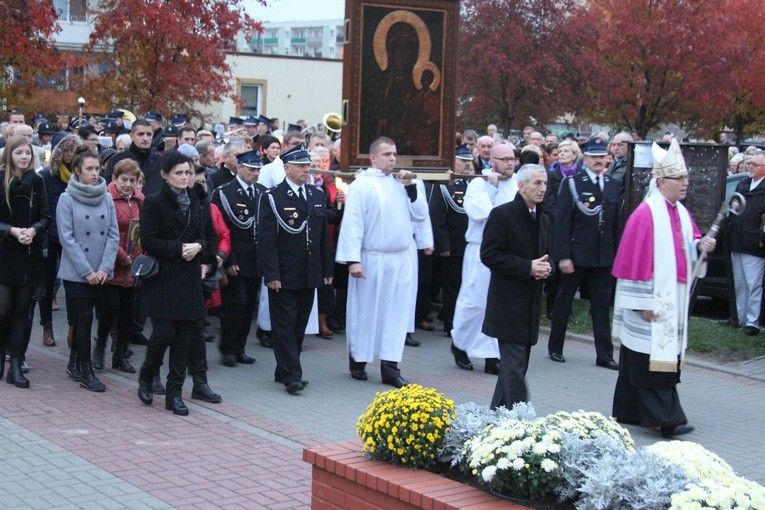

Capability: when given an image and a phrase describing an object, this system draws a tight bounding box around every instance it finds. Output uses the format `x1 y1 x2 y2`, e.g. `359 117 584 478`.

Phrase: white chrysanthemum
481 465 497 482
512 458 525 471
540 459 557 472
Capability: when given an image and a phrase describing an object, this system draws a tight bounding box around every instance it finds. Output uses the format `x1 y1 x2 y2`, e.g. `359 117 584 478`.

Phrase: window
239 83 263 118
54 0 87 22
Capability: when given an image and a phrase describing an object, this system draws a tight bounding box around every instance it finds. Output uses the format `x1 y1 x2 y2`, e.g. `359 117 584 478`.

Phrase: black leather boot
151 374 166 395
111 342 136 373
165 396 189 416
191 373 222 403
67 350 82 381
349 353 367 381
78 361 105 392
138 378 153 405
380 360 409 388
93 332 108 370
6 356 29 388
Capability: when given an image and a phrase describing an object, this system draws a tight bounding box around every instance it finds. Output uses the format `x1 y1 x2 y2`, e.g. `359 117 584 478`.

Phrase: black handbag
131 254 159 281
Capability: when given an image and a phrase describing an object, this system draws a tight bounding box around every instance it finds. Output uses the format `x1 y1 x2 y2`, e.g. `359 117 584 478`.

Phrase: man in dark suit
430 145 472 338
481 164 551 410
211 150 264 367
257 146 333 394
547 139 620 369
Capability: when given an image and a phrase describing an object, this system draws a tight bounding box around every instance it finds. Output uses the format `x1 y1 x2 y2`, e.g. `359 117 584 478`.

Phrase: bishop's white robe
335 169 428 363
451 175 518 358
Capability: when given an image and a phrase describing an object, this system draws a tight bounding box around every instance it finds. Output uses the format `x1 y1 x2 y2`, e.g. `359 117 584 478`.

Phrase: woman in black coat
137 151 207 416
0 136 50 387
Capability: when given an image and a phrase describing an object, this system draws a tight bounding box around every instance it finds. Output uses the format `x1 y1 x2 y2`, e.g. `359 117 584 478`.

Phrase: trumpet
323 112 344 133
223 126 246 143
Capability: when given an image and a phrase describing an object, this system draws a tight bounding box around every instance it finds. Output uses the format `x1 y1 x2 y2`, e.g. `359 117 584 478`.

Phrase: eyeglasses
745 162 765 168
493 156 518 163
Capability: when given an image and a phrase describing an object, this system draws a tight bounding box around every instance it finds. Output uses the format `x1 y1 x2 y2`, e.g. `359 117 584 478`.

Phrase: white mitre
652 138 688 178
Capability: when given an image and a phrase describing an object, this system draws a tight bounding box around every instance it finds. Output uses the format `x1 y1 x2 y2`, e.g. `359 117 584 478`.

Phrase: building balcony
253 37 279 45
53 19 93 51
306 35 323 44
290 37 306 44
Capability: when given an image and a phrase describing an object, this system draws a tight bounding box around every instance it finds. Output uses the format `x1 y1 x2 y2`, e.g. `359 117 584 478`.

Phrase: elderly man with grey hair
472 135 494 173
480 164 551 409
608 132 634 186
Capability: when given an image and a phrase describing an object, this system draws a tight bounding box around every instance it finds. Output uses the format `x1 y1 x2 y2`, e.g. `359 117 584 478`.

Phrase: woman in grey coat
57 146 119 392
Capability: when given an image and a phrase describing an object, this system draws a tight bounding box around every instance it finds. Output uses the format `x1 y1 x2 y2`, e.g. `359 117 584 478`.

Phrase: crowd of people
0 108 753 438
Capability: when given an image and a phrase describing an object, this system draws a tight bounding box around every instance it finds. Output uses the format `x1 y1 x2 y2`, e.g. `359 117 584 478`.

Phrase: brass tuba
323 112 343 133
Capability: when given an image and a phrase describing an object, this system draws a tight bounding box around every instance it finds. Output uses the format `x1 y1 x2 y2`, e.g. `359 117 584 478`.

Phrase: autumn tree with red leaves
82 0 264 120
457 0 583 134
0 0 63 113
566 0 727 139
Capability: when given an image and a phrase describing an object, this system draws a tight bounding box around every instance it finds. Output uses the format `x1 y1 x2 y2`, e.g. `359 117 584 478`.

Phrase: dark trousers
39 240 62 326
547 267 614 362
64 281 102 364
0 284 34 358
317 282 336 316
219 275 259 356
140 318 191 399
440 254 463 331
268 287 314 385
96 285 135 355
490 340 531 410
187 317 209 382
415 250 433 323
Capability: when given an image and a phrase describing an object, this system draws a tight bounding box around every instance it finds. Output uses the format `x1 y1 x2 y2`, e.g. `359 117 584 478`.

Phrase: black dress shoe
138 380 153 405
350 369 368 381
661 424 695 439
221 354 238 367
596 359 620 370
549 352 566 363
405 333 421 347
257 328 273 348
192 384 222 403
451 343 473 371
382 374 409 388
237 353 256 364
484 358 500 375
285 381 305 394
745 326 760 336
165 397 189 416
151 375 166 395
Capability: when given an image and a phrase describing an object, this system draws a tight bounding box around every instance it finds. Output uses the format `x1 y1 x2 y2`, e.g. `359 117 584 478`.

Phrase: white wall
198 53 343 129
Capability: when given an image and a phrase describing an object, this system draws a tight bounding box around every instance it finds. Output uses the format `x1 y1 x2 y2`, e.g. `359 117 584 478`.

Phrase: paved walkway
1 308 764 508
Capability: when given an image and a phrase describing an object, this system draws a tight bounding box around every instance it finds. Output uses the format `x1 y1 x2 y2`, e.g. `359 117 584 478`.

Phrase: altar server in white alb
335 136 428 388
611 139 716 439
450 143 519 375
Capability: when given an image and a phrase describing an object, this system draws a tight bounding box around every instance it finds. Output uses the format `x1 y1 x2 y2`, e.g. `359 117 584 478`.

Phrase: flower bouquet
356 384 455 469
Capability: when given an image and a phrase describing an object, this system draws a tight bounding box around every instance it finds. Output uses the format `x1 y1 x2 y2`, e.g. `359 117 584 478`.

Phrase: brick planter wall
303 440 529 510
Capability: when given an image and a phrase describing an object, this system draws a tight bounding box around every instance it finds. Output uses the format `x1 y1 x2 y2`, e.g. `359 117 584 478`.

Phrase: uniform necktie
247 186 254 201
298 186 305 202
595 175 602 191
